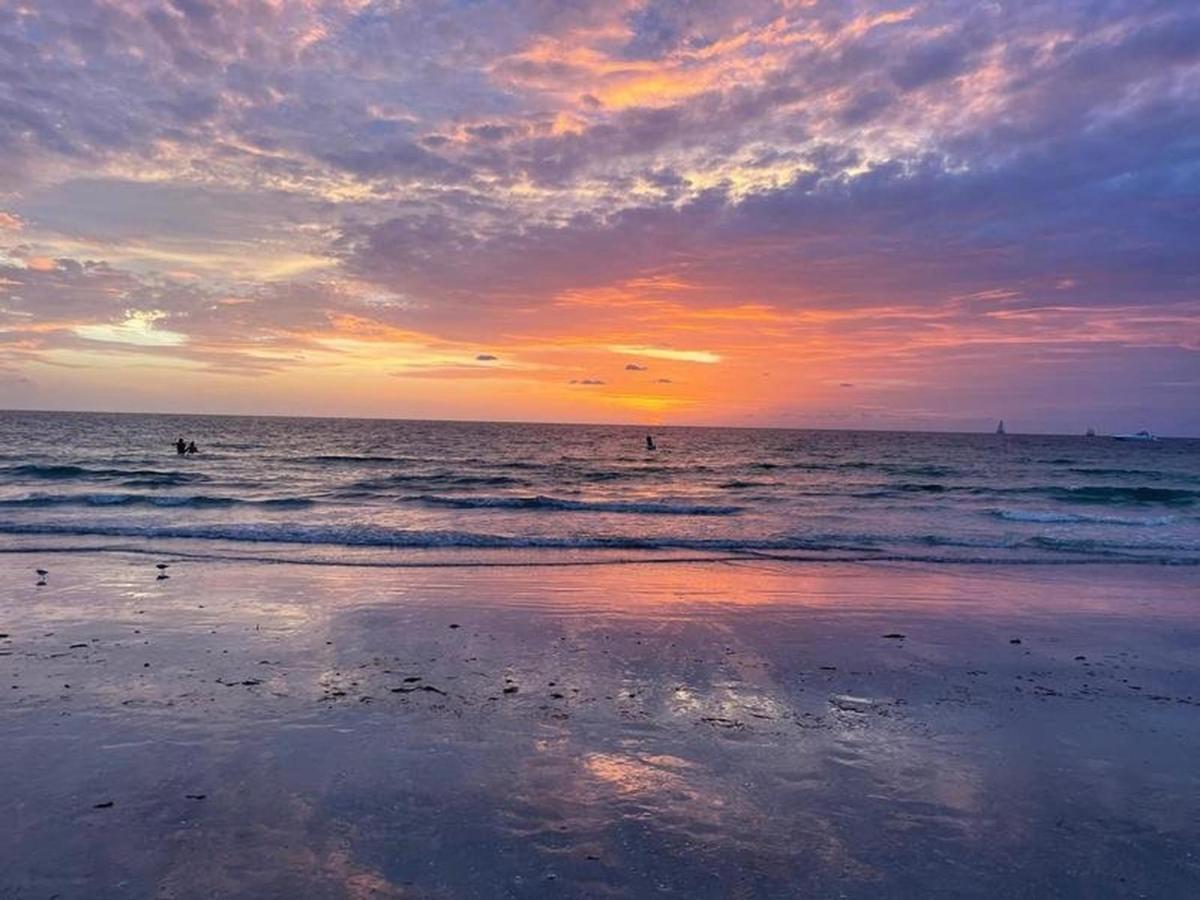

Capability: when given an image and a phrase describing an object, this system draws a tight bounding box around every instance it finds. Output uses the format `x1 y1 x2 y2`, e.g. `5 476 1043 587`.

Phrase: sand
2 553 1198 898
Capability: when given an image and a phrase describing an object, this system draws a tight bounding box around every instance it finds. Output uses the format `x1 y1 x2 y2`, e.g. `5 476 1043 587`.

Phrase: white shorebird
156 563 170 580
36 568 48 585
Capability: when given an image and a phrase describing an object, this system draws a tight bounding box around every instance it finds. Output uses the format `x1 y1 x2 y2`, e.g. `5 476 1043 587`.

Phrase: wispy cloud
608 345 721 364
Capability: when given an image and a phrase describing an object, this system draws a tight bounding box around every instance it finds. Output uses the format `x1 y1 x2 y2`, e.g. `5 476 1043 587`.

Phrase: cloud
1 1 1198 430
74 310 188 347
609 345 721 363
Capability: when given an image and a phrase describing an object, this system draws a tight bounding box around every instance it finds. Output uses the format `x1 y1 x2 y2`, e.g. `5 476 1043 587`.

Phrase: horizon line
1 406 1191 440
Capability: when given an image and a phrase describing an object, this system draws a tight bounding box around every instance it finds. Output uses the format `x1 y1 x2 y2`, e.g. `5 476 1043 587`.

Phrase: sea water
1 410 1197 565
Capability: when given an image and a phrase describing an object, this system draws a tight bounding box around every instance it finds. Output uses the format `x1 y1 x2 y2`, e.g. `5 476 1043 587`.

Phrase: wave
0 521 843 551
990 509 1176 527
2 463 119 480
574 465 711 482
301 454 422 465
854 482 1199 505
794 461 963 477
0 520 1194 561
1023 534 1200 556
303 454 555 472
347 473 529 491
120 473 210 487
1044 485 1198 506
1066 466 1173 479
407 494 743 515
1 463 210 484
907 532 1200 561
853 483 951 497
0 493 314 510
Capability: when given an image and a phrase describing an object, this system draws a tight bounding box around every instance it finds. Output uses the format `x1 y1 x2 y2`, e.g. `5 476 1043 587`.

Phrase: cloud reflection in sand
2 555 1198 897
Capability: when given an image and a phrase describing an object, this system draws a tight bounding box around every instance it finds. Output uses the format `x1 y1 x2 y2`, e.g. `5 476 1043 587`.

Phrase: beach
3 553 1198 898
5 0 1198 894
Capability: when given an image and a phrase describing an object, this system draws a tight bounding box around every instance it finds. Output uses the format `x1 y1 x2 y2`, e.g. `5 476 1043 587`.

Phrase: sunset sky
1 0 1197 433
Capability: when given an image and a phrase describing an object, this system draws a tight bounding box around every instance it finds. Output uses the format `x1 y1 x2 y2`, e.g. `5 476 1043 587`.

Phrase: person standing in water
186 441 199 455
175 437 187 455
646 434 656 451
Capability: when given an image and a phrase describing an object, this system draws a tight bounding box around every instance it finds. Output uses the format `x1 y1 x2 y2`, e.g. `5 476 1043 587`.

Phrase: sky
0 0 1197 433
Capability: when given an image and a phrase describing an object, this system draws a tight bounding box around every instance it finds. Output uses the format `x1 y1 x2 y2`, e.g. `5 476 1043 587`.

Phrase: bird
156 563 170 580
36 568 48 585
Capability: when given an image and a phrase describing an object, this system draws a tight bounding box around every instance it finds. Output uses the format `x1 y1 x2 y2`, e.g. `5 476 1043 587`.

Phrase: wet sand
2 554 1198 898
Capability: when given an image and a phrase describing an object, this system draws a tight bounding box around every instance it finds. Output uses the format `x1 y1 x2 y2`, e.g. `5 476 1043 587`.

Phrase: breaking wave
990 509 1176 526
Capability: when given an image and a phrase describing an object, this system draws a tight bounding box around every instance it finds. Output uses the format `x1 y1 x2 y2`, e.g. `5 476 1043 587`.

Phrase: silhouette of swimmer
186 441 198 455
175 438 186 455
646 434 656 451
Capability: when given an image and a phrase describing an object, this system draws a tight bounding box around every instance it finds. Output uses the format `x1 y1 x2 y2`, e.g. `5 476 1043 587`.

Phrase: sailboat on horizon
995 419 1006 435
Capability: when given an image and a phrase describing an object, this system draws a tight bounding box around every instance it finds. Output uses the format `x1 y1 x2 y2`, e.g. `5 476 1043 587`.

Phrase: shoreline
4 537 1199 570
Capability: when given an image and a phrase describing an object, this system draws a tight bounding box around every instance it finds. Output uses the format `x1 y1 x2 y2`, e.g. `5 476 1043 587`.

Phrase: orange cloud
493 6 920 114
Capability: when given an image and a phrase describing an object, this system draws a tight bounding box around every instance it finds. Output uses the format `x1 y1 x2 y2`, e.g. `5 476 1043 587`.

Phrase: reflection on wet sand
2 556 1198 898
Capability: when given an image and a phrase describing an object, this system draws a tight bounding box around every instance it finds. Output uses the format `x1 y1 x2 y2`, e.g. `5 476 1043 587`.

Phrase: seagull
156 563 170 580
36 568 48 585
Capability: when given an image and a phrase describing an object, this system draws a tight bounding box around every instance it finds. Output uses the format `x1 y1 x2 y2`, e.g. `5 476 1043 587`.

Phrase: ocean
5 410 1200 898
1 410 1198 565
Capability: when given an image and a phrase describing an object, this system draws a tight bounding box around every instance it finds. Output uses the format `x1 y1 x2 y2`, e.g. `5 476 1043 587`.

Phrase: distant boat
1113 430 1158 442
995 420 1006 435
1085 427 1096 437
